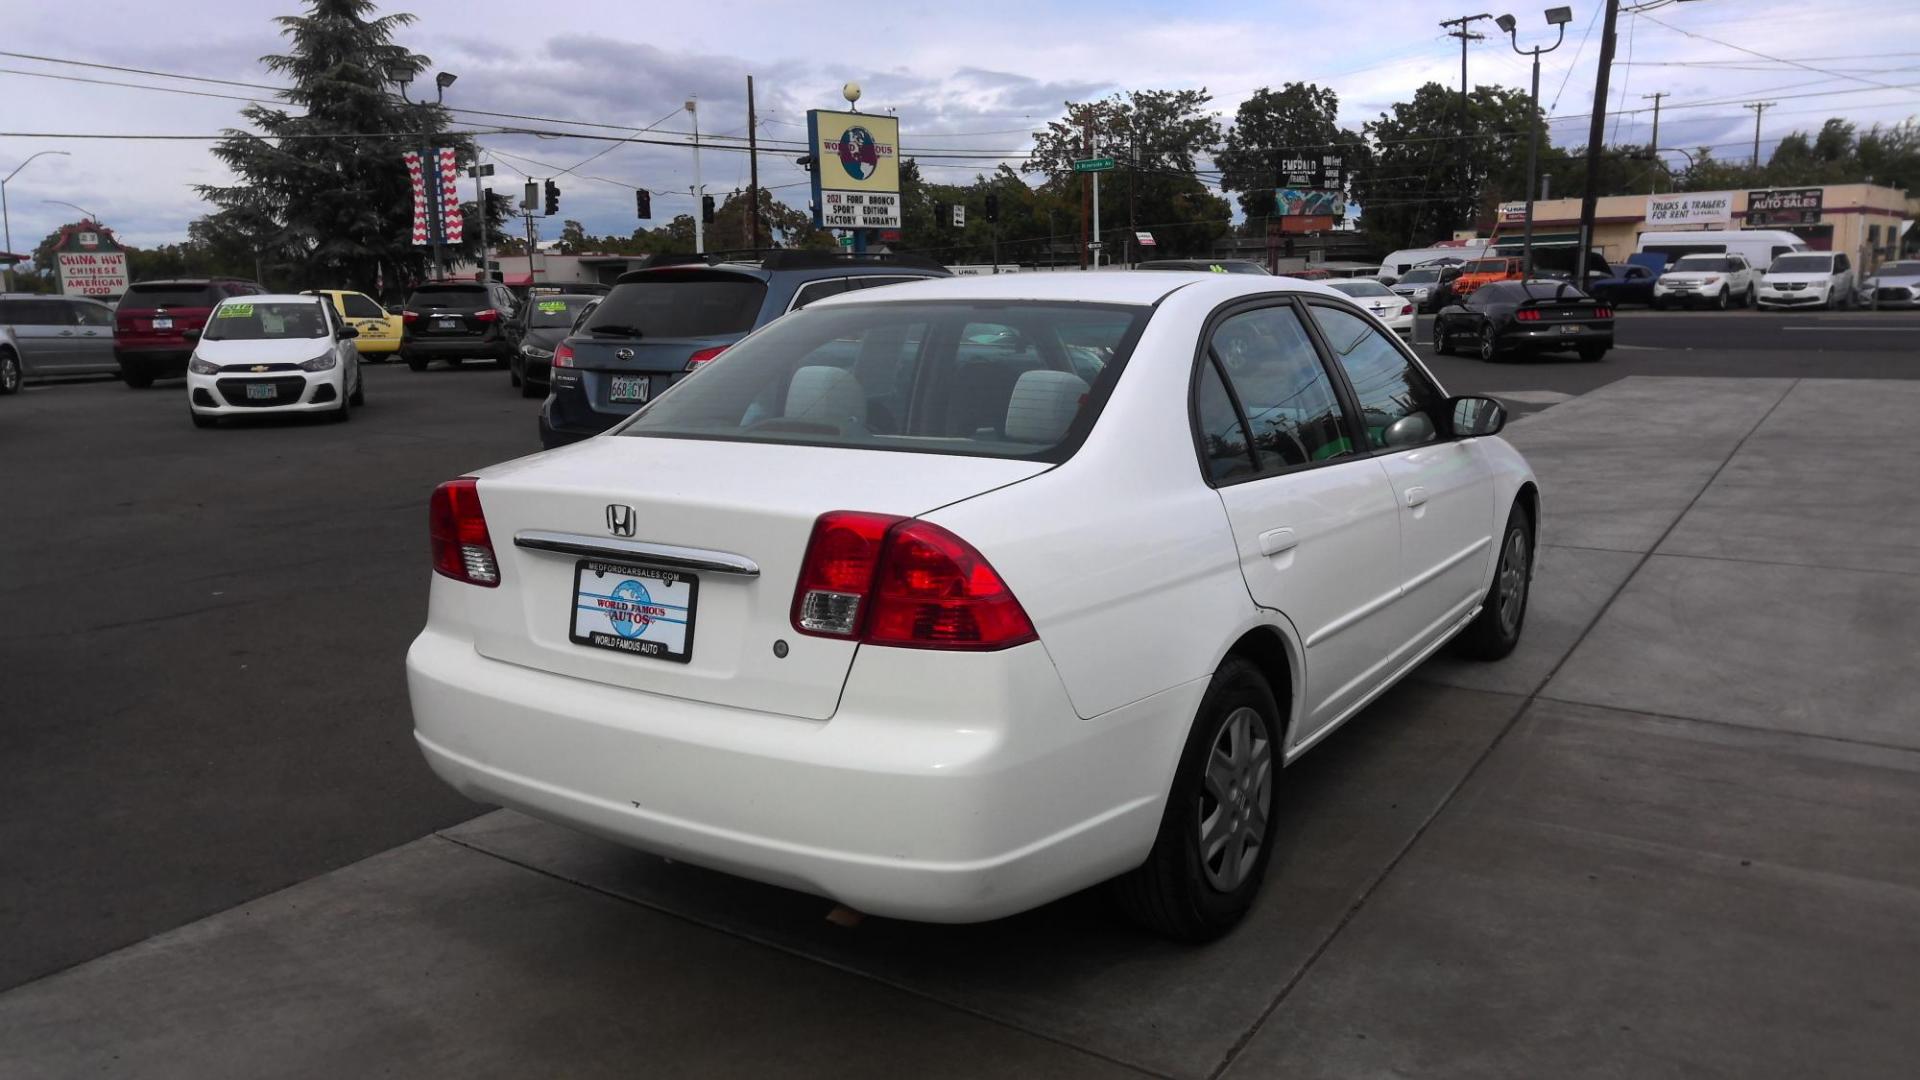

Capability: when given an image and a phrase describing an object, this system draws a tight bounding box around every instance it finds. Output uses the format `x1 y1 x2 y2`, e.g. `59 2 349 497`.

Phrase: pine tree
198 0 500 294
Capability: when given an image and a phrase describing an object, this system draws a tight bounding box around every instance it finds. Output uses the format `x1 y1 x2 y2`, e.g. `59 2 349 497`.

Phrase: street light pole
2 150 72 290
1499 9 1569 278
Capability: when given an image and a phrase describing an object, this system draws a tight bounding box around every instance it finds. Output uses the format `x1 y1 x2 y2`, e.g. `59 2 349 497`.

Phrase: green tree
198 0 504 293
1359 83 1546 247
1216 83 1370 219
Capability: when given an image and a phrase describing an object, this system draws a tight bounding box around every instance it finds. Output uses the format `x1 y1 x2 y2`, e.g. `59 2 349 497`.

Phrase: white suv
1651 253 1757 310
1758 251 1854 310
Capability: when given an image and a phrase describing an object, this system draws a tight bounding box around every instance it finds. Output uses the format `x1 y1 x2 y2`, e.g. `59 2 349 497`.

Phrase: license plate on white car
246 382 278 399
152 317 172 330
610 374 650 403
569 560 696 663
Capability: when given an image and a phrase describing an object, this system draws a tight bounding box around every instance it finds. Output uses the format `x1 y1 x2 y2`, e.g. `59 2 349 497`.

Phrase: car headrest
1004 370 1088 444
784 365 866 427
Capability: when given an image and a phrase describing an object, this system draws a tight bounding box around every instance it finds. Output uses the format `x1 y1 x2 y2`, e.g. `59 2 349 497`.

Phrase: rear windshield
616 301 1149 461
589 274 768 339
1673 256 1736 272
1768 254 1833 273
407 285 490 310
203 301 330 341
527 297 588 327
122 283 217 309
1329 280 1394 298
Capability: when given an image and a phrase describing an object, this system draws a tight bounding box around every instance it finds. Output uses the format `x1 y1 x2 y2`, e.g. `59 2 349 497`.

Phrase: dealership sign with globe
808 108 903 230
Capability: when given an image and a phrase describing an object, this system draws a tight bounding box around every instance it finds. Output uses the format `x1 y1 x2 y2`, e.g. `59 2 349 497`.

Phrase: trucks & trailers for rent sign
809 109 902 231
1647 191 1733 226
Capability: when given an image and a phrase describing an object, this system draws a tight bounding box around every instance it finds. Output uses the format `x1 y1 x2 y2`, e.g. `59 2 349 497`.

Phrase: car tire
1452 504 1534 661
1477 324 1502 363
0 350 20 396
1433 320 1454 356
328 386 352 423
348 373 365 406
1714 287 1730 311
1112 655 1280 943
120 367 155 389
1577 343 1608 362
1745 286 1756 308
406 356 428 373
189 406 216 429
509 361 522 388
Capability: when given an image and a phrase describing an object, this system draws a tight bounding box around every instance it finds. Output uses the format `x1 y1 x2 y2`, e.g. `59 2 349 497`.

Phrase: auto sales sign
808 109 902 230
1647 192 1733 227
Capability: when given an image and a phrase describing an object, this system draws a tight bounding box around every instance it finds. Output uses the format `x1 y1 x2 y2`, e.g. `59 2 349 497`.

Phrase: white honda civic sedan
407 272 1539 941
186 294 363 426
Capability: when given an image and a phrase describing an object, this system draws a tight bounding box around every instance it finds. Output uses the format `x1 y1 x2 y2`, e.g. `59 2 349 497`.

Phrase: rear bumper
114 346 191 377
401 336 512 360
1507 326 1613 348
407 628 1192 922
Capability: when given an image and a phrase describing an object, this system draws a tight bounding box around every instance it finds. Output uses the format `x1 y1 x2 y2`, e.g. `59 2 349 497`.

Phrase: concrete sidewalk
4 378 1916 1078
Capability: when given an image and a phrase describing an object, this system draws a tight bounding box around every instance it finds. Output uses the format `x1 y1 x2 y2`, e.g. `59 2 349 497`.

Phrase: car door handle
1404 486 1429 509
58 330 75 336
1259 527 1298 556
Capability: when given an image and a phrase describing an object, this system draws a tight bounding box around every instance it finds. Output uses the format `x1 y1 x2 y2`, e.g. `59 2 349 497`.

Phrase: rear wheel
1453 504 1534 661
406 355 428 373
1433 319 1455 355
1577 343 1608 362
120 367 155 389
509 360 522 388
1113 656 1280 943
0 351 20 395
1744 285 1757 308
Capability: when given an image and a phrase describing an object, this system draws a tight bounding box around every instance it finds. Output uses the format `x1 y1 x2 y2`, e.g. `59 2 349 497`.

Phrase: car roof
127 278 249 286
804 269 1350 310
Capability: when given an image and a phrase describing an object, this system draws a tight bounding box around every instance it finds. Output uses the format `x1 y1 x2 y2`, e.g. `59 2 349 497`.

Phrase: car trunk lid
462 436 1049 720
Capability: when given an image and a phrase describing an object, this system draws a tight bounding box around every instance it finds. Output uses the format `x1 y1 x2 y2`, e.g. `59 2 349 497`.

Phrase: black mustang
1434 280 1615 363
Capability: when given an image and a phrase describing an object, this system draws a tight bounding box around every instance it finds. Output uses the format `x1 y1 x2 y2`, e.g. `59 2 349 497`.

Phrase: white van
1376 246 1477 284
1636 229 1806 270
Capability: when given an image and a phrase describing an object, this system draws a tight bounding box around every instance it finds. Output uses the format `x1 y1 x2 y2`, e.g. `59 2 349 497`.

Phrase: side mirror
1449 395 1507 438
1382 412 1437 449
338 325 359 340
183 328 202 343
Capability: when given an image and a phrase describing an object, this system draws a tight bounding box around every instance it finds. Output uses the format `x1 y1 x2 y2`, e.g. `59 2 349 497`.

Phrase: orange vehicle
1451 256 1526 298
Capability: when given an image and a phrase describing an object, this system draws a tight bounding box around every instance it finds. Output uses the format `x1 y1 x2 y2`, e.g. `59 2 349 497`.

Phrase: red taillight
552 341 574 368
402 309 420 324
685 345 728 371
790 512 1036 650
1515 309 1541 321
1595 306 1613 319
1399 304 1414 316
474 308 500 323
429 477 500 587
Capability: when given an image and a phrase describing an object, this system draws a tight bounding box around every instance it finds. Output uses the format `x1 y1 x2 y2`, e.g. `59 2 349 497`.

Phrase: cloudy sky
4 0 1916 250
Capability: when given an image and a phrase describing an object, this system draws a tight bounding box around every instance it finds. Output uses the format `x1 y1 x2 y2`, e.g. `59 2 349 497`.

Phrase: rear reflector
552 341 575 368
685 345 728 371
429 477 500 587
791 511 1036 650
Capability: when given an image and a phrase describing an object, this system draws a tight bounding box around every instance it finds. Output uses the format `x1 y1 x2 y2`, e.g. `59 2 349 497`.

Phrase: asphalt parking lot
3 309 1917 1076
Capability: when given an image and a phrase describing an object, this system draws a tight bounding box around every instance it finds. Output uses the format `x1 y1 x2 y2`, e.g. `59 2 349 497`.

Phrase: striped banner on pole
403 150 430 245
438 147 463 244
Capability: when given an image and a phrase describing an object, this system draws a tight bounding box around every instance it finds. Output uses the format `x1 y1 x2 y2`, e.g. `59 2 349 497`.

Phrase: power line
1639 11 1920 100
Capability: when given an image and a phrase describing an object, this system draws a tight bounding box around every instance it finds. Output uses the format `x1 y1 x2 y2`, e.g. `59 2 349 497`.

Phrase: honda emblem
606 504 636 537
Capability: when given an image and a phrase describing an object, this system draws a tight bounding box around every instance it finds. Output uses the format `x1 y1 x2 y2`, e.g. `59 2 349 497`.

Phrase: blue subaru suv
539 252 950 448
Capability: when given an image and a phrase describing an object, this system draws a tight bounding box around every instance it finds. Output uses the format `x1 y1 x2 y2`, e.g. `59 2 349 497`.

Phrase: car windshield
407 285 490 310
1673 256 1735 272
1768 254 1833 273
202 301 329 341
1397 269 1441 284
616 300 1148 461
527 297 587 327
1328 281 1395 298
1876 261 1920 276
589 273 768 339
122 284 218 309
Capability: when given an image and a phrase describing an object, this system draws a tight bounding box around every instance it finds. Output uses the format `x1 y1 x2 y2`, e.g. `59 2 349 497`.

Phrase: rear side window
594 274 769 337
618 301 1148 461
122 284 218 309
408 286 490 310
789 278 848 311
9 299 75 325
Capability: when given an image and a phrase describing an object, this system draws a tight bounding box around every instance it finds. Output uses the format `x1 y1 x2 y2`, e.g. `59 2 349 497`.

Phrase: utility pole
687 96 705 254
1575 0 1620 286
1441 13 1492 230
469 161 494 281
1641 92 1669 192
746 76 761 250
1744 101 1775 168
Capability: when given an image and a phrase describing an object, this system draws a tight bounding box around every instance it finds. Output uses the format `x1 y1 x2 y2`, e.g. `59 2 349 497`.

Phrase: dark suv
538 252 949 448
114 278 264 387
400 280 520 371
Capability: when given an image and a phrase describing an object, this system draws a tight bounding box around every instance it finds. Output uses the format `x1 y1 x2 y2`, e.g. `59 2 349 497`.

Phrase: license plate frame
435 316 461 331
609 374 650 404
1558 324 1580 334
245 382 279 399
569 559 697 663
152 317 173 330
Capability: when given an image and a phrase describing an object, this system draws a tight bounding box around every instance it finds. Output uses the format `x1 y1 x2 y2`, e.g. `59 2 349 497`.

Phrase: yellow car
304 289 402 359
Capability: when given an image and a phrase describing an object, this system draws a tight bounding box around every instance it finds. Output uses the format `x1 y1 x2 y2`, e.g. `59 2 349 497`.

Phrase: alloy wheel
1479 325 1498 362
1197 706 1272 893
1497 526 1531 636
0 354 19 394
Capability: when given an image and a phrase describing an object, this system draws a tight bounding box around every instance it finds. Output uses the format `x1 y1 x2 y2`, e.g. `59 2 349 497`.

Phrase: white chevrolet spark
186 294 363 427
408 272 1538 941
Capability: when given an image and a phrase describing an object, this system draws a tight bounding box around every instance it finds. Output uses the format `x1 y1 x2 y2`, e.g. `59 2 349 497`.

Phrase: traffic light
701 194 716 224
984 193 1000 223
635 189 652 219
543 179 560 215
